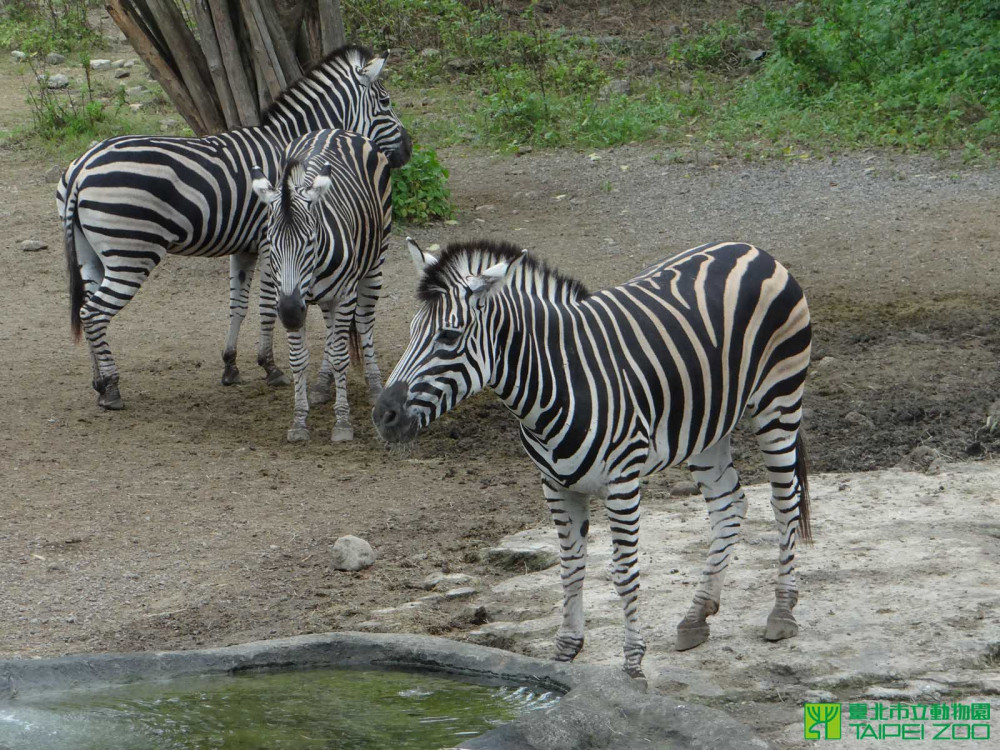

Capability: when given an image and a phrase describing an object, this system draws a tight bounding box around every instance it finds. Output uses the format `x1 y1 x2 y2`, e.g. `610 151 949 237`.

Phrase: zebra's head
373 238 528 443
251 160 334 331
264 46 412 169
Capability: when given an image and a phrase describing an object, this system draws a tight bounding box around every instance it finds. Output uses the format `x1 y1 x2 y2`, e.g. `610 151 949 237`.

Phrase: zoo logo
805 703 842 740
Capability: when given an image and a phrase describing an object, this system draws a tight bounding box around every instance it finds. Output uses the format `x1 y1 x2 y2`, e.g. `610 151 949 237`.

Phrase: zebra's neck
260 57 358 144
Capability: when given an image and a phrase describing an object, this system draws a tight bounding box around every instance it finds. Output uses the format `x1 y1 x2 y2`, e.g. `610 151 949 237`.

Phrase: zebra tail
348 318 361 369
64 198 84 343
795 430 813 544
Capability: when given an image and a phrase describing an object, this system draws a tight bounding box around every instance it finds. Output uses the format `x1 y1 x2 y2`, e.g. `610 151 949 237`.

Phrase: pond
0 667 560 749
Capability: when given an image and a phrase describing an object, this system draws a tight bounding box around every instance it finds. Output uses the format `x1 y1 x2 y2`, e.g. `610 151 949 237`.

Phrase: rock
112 59 125 68
844 411 875 429
18 240 48 252
803 689 837 703
897 445 943 473
678 81 693 95
420 48 440 58
124 59 136 68
444 586 478 600
159 118 180 132
125 85 146 96
90 59 112 71
600 79 631 99
483 543 558 572
11 51 28 63
670 481 701 497
128 103 144 113
744 49 767 62
446 57 476 73
329 535 376 571
814 356 837 370
420 572 475 591
43 165 63 184
516 145 533 156
114 69 129 79
45 52 66 65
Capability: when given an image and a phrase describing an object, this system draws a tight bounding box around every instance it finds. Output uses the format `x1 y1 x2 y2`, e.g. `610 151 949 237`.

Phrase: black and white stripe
374 239 812 678
251 128 392 442
58 45 410 410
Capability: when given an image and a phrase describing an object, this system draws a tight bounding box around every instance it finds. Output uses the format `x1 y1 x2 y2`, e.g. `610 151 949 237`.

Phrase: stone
803 689 837 703
160 118 180 132
814 356 837 370
128 103 144 113
516 145 533 156
18 240 48 252
446 57 476 73
112 59 125 68
897 445 943 473
11 51 28 63
124 59 136 68
125 85 146 97
678 81 693 95
600 79 631 99
420 572 475 591
90 59 112 71
744 49 767 62
45 52 66 65
114 69 129 79
43 165 63 184
444 587 477 600
420 48 440 58
670 481 701 497
329 535 376 571
844 411 875 429
483 543 558 572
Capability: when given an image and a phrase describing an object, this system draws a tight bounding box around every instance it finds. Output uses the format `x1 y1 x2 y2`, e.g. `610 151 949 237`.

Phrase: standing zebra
250 129 392 442
58 45 411 410
374 238 812 678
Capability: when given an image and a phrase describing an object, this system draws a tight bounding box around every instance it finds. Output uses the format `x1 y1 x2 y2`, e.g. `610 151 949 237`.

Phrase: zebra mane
261 44 375 123
279 158 306 213
417 239 589 304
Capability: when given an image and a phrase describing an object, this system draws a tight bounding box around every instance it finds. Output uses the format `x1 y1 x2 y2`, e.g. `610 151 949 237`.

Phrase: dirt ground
1 34 999 748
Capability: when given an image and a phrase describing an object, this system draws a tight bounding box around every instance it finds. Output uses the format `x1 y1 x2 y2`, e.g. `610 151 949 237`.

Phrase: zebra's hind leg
284 325 311 442
753 408 810 643
256 244 290 387
356 265 384 400
81 244 164 410
221 250 257 386
604 478 646 678
324 299 356 442
542 479 590 666
677 436 748 651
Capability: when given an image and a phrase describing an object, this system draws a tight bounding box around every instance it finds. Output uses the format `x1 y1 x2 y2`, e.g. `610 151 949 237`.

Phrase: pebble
112 59 125 68
444 586 477 600
45 52 66 65
420 572 475 590
330 535 376 571
670 481 701 497
125 85 146 96
114 69 130 79
844 411 875 429
43 165 63 183
11 50 28 63
160 118 180 132
90 59 112 71
482 543 558 572
46 73 69 89
18 240 48 252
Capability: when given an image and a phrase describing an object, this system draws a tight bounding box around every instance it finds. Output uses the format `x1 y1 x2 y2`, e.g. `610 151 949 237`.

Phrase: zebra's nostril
382 409 398 426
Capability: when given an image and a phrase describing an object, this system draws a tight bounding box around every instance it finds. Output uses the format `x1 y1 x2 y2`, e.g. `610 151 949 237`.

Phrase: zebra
58 45 411 410
250 128 392 442
373 238 812 678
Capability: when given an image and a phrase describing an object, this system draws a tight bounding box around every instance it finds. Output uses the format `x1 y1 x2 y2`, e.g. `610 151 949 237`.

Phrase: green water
0 668 560 749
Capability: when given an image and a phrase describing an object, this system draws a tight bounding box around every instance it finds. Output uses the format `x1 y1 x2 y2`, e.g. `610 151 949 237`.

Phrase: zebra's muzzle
277 291 307 331
386 128 412 169
373 381 419 442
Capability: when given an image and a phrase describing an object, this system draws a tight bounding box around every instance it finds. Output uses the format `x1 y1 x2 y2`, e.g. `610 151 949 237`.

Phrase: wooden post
318 0 346 55
206 0 259 126
193 0 241 129
106 0 208 133
238 0 287 98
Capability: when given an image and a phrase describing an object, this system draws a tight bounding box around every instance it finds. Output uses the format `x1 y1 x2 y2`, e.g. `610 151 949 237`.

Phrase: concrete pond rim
0 631 766 749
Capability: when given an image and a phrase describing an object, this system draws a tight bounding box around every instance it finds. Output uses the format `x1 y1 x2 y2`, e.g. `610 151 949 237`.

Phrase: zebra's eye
435 328 462 347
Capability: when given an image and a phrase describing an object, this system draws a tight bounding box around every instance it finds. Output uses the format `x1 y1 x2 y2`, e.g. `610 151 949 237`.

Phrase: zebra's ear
407 236 438 274
468 250 528 299
303 164 333 205
251 166 279 205
360 54 387 86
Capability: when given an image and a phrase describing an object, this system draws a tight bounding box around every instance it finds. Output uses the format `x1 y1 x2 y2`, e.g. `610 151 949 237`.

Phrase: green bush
0 0 100 55
392 143 453 225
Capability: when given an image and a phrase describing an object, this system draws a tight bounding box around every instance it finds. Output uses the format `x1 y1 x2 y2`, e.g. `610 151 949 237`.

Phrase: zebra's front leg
256 245 291 387
753 412 810 643
542 479 590 665
221 251 257 386
677 437 748 651
324 300 356 441
284 328 311 442
356 265 384 400
604 478 646 678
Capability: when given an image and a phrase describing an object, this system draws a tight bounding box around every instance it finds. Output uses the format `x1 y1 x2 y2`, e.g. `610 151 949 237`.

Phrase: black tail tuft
795 430 813 544
65 220 83 342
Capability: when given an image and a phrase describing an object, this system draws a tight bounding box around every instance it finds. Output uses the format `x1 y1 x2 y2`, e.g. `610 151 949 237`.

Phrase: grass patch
0 0 101 55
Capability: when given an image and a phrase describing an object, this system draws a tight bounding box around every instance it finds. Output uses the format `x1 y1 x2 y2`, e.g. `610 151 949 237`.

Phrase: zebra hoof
97 385 124 411
675 622 710 651
266 369 291 387
625 670 648 690
221 366 242 386
330 425 354 442
286 427 310 443
764 611 799 642
308 387 331 407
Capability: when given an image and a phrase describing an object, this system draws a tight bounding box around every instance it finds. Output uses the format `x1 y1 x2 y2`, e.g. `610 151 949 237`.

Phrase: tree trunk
106 0 348 134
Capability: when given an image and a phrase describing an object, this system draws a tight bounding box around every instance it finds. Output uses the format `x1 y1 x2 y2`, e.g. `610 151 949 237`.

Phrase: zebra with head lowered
58 45 411 410
374 239 812 678
250 129 392 442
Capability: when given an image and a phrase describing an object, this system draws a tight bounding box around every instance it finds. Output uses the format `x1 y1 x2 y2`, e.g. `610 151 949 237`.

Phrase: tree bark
206 0 259 125
318 0 346 55
193 0 241 129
